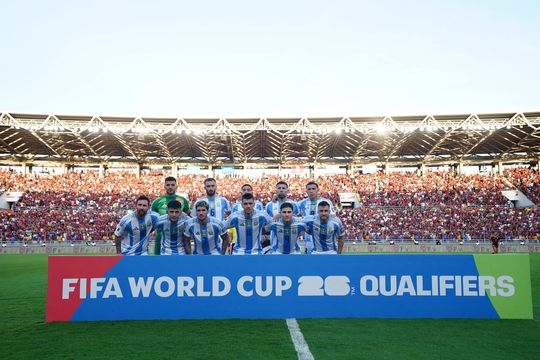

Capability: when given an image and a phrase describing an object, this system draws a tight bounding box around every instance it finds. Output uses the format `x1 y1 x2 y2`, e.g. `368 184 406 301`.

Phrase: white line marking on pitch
286 318 315 360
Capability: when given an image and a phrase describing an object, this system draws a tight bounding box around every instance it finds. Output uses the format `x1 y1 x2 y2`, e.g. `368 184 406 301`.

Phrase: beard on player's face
136 209 146 218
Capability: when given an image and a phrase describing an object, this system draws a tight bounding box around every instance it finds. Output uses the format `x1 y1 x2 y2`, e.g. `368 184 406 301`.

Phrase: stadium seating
0 169 538 243
504 168 540 205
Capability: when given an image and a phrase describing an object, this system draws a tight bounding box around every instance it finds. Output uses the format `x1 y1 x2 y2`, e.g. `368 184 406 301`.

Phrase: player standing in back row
265 181 299 218
151 176 190 255
191 178 230 221
298 181 336 253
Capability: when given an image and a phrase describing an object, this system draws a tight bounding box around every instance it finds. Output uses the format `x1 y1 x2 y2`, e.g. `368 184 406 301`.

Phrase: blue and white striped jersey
298 197 336 252
224 210 272 255
303 215 345 253
156 214 189 255
265 199 299 217
183 216 226 255
231 200 264 214
191 196 230 221
298 197 336 217
270 219 307 254
114 211 160 256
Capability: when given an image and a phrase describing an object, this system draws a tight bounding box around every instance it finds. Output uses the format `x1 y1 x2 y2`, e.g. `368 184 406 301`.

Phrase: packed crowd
340 206 540 241
0 168 539 243
504 168 540 205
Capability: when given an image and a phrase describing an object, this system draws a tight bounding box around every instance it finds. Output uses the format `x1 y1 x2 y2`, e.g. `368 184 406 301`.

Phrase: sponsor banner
46 254 532 322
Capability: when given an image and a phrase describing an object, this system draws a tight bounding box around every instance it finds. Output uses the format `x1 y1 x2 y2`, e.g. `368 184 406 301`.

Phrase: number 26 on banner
298 276 351 296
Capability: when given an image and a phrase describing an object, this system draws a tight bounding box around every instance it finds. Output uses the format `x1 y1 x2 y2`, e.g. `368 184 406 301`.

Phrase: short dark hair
195 200 209 210
241 183 252 191
306 181 318 189
165 176 176 183
167 200 181 209
280 202 293 211
276 181 288 188
136 195 150 205
318 200 330 208
242 193 254 202
204 177 216 185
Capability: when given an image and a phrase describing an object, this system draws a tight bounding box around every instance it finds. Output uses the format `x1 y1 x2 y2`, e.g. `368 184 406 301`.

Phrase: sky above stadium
1 0 539 118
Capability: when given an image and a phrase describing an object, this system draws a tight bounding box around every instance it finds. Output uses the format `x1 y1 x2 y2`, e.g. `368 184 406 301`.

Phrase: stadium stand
0 170 538 244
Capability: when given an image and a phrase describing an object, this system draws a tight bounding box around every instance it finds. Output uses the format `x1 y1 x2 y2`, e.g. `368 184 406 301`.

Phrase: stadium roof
0 112 539 166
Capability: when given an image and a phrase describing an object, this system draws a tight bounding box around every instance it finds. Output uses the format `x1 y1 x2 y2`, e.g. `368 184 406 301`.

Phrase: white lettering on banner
276 276 292 296
439 276 454 296
324 276 350 296
213 276 231 297
59 274 516 300
298 276 324 296
358 275 516 297
237 276 292 297
497 276 515 297
62 278 123 300
155 277 175 297
416 276 430 296
256 276 273 297
103 278 123 298
359 276 378 296
80 278 87 299
396 276 416 296
62 278 78 299
177 277 195 297
379 276 396 296
463 276 477 296
237 276 253 296
479 276 496 296
197 276 211 297
90 278 106 299
298 276 351 296
128 277 154 297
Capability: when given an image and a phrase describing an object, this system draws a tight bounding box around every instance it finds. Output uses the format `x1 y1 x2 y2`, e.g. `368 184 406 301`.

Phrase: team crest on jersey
208 229 214 236
253 220 258 226
201 230 207 236
321 227 326 234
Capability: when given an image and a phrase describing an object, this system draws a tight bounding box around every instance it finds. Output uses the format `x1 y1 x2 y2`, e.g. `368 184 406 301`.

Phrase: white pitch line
286 318 315 360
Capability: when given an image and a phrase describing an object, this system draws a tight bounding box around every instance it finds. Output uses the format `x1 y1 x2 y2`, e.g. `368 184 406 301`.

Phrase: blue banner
46 254 532 322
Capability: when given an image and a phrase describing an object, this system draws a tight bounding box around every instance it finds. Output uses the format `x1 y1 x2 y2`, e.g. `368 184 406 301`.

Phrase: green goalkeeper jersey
151 194 190 254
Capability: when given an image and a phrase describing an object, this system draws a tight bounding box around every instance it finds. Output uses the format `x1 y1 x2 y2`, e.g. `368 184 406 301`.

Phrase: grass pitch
0 254 538 360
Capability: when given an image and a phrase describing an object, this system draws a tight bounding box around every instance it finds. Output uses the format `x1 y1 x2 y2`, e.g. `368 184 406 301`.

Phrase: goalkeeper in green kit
152 176 190 254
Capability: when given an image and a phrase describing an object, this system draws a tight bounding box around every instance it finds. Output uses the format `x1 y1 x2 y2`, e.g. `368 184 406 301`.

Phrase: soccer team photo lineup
2 1 540 357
